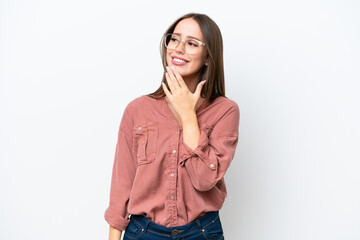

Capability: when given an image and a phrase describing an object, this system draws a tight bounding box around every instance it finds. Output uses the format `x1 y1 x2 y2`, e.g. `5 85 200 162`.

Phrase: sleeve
104 104 136 231
178 105 240 192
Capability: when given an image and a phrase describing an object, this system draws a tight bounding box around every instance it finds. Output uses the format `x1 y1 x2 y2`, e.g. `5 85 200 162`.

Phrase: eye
170 37 178 42
188 40 199 47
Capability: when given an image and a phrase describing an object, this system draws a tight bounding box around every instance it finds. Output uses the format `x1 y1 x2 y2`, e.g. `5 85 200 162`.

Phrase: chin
174 67 192 76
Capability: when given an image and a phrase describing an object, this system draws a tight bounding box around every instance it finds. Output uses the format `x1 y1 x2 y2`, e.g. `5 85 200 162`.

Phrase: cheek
192 50 207 66
190 55 206 67
166 50 173 64
165 49 169 59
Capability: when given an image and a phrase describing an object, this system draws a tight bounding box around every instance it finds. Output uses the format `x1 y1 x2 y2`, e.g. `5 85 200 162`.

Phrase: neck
183 73 207 109
183 72 201 93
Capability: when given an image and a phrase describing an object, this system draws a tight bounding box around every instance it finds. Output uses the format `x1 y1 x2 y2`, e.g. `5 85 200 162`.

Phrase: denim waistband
129 211 220 238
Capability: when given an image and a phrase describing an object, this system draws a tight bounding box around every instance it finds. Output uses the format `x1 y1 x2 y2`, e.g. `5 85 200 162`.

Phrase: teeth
173 58 186 63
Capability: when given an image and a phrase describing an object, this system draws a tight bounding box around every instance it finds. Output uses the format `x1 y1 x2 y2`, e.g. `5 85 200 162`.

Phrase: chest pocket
133 121 158 166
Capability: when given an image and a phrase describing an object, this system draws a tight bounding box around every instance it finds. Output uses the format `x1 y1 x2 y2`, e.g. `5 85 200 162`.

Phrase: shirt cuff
104 207 130 231
178 124 216 171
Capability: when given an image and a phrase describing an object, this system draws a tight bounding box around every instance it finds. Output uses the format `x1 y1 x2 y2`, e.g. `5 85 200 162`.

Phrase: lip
171 55 189 66
171 55 189 62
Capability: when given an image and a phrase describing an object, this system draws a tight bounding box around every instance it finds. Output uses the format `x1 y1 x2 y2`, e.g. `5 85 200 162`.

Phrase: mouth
171 56 189 66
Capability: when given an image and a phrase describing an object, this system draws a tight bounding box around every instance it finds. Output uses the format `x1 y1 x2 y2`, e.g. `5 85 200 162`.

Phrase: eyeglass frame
162 33 206 54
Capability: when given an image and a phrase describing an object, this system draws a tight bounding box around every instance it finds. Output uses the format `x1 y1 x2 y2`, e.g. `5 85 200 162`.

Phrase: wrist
180 111 197 125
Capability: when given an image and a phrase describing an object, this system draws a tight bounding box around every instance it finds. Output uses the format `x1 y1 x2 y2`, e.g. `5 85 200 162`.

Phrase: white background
1 0 359 239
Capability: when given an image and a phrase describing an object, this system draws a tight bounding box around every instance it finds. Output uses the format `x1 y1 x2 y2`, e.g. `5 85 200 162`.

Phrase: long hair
146 13 225 104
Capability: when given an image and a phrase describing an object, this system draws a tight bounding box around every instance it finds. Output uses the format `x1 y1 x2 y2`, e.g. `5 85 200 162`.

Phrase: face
166 18 208 80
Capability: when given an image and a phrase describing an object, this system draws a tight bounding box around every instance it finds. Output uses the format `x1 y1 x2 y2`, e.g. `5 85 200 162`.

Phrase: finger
162 82 172 97
165 72 176 93
166 66 180 89
170 66 186 88
194 80 206 98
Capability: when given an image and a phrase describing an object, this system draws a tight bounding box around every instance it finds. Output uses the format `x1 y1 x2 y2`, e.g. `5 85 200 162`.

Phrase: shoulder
124 95 157 112
118 95 157 131
199 96 239 128
211 96 239 113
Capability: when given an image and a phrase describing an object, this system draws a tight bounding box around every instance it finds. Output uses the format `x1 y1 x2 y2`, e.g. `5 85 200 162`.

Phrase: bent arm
179 105 240 191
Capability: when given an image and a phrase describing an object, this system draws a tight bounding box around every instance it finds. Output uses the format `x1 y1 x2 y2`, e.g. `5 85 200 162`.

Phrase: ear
205 57 209 66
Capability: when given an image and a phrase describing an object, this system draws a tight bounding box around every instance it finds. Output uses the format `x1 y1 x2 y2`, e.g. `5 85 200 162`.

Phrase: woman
105 13 240 240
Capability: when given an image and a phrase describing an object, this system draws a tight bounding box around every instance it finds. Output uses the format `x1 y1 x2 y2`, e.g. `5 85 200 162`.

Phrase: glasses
163 33 206 55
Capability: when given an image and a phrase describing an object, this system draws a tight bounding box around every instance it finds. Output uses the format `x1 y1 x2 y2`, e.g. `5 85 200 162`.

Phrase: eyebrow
173 32 203 41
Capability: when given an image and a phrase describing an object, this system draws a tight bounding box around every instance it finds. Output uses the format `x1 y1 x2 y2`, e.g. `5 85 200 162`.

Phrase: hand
162 66 206 121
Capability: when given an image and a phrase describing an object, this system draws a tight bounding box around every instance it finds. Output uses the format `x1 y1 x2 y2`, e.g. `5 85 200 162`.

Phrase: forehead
173 18 204 41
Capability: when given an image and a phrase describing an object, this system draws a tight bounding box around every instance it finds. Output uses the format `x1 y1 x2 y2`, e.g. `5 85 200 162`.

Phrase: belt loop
195 218 202 228
143 220 150 233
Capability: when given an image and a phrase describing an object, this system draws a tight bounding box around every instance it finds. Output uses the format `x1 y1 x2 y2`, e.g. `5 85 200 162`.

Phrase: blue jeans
123 211 224 240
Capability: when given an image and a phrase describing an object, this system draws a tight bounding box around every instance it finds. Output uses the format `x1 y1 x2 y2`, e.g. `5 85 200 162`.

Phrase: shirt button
170 173 174 177
170 195 174 200
172 149 176 154
138 127 141 130
210 164 214 168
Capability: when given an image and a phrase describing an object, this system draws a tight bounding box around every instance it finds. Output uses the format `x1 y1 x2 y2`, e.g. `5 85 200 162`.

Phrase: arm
179 105 240 191
105 104 136 235
109 225 122 240
181 111 201 150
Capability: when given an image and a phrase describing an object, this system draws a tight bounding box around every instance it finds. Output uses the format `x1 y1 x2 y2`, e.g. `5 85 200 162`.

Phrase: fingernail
166 66 169 70
171 66 175 70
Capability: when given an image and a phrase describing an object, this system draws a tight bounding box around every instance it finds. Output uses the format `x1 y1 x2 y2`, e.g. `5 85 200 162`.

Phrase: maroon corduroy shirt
104 95 240 231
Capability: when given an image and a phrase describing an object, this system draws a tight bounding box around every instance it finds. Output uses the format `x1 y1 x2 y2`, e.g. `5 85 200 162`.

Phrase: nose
175 40 186 54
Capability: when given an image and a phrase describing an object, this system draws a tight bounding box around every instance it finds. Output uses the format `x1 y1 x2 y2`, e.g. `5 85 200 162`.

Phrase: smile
173 58 186 63
171 56 189 66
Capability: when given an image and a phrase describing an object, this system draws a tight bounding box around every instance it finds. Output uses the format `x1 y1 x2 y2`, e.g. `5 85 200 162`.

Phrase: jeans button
172 229 179 235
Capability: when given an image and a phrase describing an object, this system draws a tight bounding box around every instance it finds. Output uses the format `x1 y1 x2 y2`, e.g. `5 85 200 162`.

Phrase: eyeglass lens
165 34 201 54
